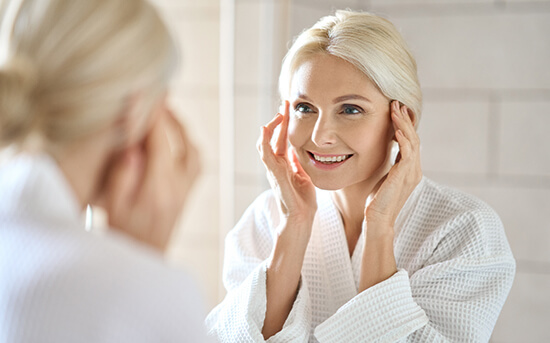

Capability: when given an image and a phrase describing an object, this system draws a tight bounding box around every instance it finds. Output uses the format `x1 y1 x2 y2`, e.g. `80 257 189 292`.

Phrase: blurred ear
114 91 168 149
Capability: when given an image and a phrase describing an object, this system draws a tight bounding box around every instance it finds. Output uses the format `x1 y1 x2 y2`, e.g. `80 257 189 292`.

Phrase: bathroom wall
151 0 222 308
154 0 549 341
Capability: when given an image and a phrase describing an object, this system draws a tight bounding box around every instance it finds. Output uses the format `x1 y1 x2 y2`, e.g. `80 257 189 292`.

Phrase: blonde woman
207 10 515 342
0 0 210 341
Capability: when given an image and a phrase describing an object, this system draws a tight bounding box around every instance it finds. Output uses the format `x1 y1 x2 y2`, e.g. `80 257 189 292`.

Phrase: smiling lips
307 151 353 169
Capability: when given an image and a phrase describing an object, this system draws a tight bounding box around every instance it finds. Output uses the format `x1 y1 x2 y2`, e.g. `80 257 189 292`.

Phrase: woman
206 10 515 342
0 0 210 341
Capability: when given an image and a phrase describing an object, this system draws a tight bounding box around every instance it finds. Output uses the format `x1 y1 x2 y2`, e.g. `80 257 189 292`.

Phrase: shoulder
1 221 208 341
228 188 280 241
408 178 512 260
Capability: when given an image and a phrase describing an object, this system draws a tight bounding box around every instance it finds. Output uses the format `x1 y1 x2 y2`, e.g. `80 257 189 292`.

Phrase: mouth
307 151 353 169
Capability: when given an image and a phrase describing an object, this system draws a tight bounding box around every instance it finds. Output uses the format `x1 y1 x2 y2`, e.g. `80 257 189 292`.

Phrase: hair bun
0 55 39 145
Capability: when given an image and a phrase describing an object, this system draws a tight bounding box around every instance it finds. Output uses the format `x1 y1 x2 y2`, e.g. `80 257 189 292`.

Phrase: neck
331 157 393 254
55 136 112 210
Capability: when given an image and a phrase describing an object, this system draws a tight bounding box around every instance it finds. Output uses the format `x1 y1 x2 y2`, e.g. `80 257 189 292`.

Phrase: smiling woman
206 9 515 343
288 54 395 191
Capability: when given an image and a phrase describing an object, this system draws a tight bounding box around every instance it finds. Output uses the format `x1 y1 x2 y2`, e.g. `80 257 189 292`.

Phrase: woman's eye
341 105 362 115
295 103 314 114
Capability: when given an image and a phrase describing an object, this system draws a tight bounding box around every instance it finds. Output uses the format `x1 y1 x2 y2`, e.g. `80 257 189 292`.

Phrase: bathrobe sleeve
205 191 311 342
314 207 516 343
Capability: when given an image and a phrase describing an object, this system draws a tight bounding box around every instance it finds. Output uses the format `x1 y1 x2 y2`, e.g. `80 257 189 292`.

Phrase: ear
115 91 168 149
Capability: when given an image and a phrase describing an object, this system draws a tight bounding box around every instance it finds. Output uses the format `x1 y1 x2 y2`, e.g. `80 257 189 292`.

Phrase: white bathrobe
0 154 211 343
206 177 515 342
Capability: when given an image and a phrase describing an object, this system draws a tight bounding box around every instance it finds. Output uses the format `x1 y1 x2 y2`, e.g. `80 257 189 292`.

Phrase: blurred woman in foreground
0 0 209 341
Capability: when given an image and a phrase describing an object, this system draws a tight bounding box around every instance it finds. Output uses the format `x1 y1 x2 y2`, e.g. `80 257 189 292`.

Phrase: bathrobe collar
312 178 427 301
0 153 83 228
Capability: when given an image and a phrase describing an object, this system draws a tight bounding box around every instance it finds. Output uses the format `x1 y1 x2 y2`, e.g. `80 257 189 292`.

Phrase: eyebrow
332 94 372 104
294 93 372 104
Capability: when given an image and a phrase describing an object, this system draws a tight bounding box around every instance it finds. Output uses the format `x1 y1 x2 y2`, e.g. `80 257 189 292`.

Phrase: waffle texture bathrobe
206 177 515 342
0 154 211 343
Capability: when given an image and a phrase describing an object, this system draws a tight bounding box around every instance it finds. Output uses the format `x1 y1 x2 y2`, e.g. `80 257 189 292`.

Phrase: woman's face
288 53 395 190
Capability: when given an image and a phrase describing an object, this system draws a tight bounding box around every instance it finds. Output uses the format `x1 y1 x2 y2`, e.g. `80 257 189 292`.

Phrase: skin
257 53 422 339
57 95 200 252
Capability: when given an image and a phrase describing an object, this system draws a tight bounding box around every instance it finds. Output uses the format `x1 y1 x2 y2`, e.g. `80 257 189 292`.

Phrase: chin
310 177 346 191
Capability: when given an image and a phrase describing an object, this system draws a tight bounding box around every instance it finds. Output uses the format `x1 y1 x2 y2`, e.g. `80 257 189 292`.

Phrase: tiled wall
150 0 221 309
154 0 549 340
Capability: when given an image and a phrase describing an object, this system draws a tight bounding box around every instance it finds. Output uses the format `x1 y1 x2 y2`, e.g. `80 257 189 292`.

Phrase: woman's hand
257 101 317 235
364 100 422 231
100 105 200 252
358 101 421 291
258 101 317 339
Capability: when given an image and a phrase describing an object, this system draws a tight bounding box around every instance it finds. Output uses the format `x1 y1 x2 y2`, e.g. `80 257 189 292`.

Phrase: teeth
313 154 349 163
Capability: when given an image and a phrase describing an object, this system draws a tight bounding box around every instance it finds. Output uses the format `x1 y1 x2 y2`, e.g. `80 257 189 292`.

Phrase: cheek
348 124 392 155
288 117 308 148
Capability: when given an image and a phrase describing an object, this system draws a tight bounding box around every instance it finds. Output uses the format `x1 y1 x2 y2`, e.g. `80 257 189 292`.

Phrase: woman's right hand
258 101 317 339
257 101 317 238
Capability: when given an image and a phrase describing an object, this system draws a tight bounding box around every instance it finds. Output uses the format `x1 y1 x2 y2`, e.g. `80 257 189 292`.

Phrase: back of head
0 0 177 153
279 10 422 126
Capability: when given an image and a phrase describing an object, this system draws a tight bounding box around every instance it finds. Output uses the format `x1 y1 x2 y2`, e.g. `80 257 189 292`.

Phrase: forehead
290 53 385 102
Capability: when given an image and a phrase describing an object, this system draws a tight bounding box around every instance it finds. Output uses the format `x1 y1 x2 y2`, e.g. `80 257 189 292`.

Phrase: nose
311 113 337 147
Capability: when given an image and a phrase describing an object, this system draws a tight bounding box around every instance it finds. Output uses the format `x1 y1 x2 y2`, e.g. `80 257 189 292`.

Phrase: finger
258 114 283 159
265 113 284 132
164 108 189 160
398 104 419 145
258 125 278 167
274 101 290 156
391 103 418 148
390 101 400 137
395 129 413 161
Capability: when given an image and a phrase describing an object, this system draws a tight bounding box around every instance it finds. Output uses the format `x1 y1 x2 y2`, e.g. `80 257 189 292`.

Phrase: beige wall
154 0 550 341
151 0 221 309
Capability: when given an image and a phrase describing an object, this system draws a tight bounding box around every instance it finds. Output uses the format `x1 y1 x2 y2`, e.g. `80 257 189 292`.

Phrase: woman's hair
279 10 422 127
0 0 177 152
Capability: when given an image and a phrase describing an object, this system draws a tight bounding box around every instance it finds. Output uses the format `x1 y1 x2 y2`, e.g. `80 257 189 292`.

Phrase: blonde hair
0 0 177 152
279 10 422 127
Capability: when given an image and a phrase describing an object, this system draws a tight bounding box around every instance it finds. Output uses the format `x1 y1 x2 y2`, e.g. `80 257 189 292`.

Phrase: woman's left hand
364 100 422 231
98 105 200 252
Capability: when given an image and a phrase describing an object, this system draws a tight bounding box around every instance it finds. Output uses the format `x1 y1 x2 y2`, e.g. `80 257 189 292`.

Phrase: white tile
166 173 222 308
460 186 550 264
418 101 490 174
234 94 272 177
370 0 493 4
498 101 550 176
172 171 220 240
503 0 550 3
168 17 220 89
167 90 220 172
167 177 221 306
389 13 550 90
234 1 261 87
235 1 293 89
491 272 550 342
289 4 339 39
152 0 219 10
289 1 373 40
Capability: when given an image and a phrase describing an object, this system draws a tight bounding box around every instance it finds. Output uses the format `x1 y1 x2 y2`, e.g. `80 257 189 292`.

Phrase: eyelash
294 103 315 115
340 104 364 115
293 103 365 116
